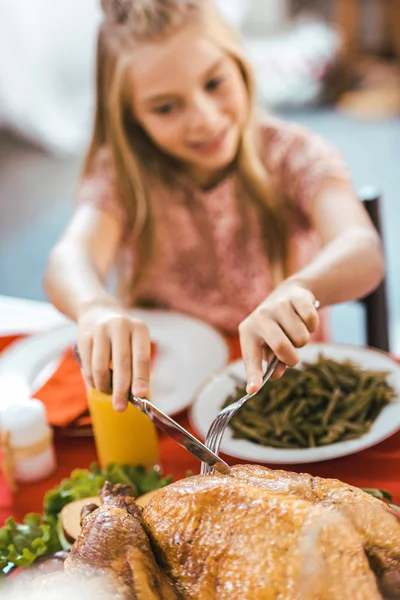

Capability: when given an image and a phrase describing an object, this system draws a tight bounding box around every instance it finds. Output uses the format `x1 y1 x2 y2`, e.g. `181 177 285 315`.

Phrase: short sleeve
260 118 352 215
76 147 125 223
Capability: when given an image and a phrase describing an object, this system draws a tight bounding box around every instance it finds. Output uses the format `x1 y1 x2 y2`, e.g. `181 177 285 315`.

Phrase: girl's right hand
77 302 151 411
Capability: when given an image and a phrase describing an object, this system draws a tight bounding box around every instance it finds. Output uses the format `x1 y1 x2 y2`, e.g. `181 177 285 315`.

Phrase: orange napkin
34 348 88 427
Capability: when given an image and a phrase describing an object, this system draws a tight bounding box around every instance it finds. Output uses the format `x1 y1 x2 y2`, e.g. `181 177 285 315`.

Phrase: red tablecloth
1 334 399 524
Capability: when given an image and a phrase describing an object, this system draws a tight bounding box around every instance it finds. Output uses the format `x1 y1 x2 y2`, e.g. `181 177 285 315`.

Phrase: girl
44 0 384 412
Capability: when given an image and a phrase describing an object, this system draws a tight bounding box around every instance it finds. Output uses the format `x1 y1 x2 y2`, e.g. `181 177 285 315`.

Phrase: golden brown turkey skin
230 464 400 593
64 483 178 600
64 470 400 599
143 474 381 600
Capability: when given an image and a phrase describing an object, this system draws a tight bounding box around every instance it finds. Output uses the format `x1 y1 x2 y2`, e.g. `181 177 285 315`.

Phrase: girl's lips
188 128 229 156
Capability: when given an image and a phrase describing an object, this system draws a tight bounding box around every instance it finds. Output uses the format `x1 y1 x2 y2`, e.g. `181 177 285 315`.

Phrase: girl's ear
101 0 132 25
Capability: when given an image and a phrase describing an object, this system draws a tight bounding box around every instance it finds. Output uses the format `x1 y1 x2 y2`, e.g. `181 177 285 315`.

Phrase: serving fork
200 355 279 475
201 300 320 475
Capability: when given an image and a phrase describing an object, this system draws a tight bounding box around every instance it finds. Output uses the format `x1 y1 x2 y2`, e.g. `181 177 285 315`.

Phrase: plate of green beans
190 343 400 463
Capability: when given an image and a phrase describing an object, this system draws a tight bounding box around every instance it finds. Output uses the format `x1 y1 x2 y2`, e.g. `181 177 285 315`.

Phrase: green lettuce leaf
362 488 393 502
0 513 61 571
44 469 106 516
1 463 172 574
102 463 172 495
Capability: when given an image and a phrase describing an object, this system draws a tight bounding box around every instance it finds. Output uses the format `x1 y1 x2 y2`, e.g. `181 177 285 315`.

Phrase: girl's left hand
239 283 319 395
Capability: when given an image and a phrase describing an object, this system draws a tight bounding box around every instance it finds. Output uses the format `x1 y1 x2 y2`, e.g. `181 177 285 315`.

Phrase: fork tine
209 412 231 441
202 422 227 473
205 422 221 446
202 422 224 474
206 419 229 456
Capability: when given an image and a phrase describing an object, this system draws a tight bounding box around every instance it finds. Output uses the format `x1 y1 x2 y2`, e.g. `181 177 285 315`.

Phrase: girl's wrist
278 275 321 305
286 274 313 291
77 296 122 318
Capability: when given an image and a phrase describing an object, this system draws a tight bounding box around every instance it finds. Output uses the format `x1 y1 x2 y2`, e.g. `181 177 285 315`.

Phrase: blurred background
0 0 399 351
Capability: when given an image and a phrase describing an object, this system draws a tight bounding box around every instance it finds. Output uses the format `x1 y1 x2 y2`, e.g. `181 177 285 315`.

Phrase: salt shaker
0 398 57 487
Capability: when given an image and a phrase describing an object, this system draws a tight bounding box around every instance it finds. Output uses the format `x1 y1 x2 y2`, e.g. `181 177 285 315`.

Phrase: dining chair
358 186 390 352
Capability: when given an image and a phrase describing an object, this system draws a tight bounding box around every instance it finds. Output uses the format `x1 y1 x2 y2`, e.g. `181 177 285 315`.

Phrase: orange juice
88 388 158 469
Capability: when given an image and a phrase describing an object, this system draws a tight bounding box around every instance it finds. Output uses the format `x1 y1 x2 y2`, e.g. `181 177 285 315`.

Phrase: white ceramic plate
0 309 229 416
190 343 400 464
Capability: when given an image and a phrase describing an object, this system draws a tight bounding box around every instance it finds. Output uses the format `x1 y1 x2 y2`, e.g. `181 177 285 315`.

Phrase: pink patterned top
78 117 351 338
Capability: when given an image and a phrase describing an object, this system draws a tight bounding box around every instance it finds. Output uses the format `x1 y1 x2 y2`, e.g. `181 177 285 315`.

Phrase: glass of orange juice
88 388 158 469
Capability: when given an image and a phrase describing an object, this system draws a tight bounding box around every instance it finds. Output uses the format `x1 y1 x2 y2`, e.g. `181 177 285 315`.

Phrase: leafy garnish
1 463 171 574
0 514 61 571
102 464 172 495
44 469 106 517
362 488 393 502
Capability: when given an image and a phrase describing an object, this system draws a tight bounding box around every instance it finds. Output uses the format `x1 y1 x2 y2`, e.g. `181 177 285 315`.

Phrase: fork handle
261 355 280 386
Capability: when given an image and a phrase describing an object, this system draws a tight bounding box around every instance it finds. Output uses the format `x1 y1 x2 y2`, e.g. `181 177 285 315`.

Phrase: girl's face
130 25 248 186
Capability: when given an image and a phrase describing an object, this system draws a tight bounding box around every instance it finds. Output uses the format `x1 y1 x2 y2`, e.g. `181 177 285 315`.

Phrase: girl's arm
44 205 151 411
239 178 385 393
286 177 384 306
44 204 122 320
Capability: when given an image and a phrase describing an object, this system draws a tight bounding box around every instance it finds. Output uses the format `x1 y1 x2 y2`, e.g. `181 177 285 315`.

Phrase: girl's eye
205 77 223 91
153 103 174 115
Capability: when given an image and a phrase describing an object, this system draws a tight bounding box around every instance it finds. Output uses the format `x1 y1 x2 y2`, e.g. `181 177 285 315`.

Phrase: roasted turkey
65 482 177 599
64 466 400 599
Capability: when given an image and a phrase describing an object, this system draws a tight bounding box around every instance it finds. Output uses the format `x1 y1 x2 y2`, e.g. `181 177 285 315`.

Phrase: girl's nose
188 93 220 134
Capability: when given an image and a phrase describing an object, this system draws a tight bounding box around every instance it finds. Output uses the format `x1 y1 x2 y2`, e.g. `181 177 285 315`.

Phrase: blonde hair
84 0 289 294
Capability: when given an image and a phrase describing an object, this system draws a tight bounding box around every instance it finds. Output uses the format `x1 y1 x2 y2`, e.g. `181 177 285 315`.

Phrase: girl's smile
187 125 230 156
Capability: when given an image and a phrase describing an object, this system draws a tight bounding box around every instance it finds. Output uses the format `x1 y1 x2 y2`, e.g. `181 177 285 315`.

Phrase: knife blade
128 394 231 475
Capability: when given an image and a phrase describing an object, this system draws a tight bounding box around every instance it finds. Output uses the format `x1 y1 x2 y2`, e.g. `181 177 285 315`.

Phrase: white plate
190 343 400 464
0 309 229 416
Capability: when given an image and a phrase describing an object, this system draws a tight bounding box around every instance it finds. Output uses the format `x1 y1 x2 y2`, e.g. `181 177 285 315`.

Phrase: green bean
340 420 368 433
287 426 308 447
224 354 394 449
291 400 308 419
322 388 341 425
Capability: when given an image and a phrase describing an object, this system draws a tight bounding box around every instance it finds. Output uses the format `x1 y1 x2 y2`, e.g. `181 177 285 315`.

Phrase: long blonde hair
84 0 289 293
